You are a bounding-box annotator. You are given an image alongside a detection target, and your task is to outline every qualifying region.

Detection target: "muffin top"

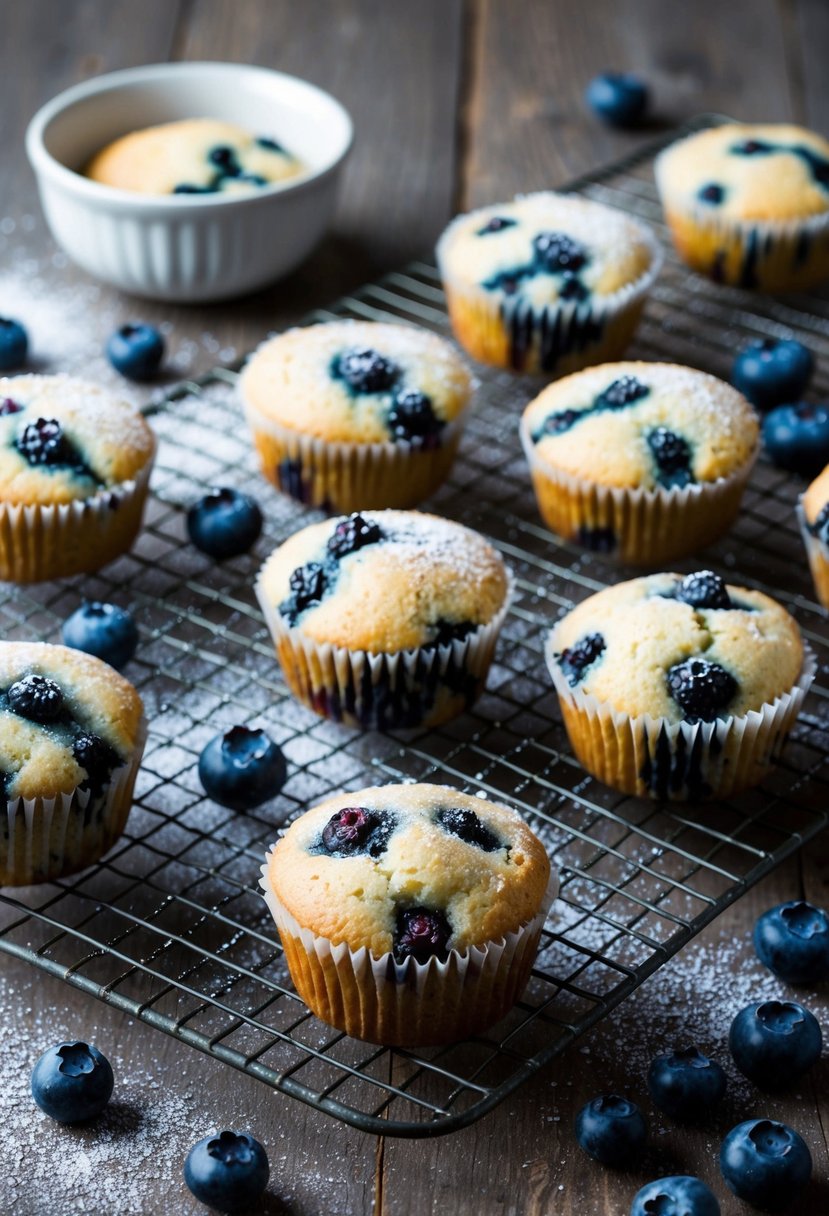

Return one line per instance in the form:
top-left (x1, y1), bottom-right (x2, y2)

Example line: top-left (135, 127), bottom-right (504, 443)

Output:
top-left (0, 641), bottom-right (144, 801)
top-left (240, 320), bottom-right (473, 446)
top-left (803, 464), bottom-right (829, 541)
top-left (655, 124), bottom-right (829, 222)
top-left (86, 118), bottom-right (304, 196)
top-left (549, 571), bottom-right (803, 723)
top-left (522, 362), bottom-right (759, 489)
top-left (0, 375), bottom-right (155, 506)
top-left (264, 783), bottom-right (553, 957)
top-left (257, 510), bottom-right (510, 652)
top-left (436, 192), bottom-right (657, 309)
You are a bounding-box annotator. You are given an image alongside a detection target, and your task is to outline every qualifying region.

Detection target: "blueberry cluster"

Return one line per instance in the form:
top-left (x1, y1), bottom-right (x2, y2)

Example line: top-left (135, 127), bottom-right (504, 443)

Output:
top-left (532, 375), bottom-right (650, 441)
top-left (331, 346), bottom-right (447, 447)
top-left (482, 228), bottom-right (591, 301)
top-left (278, 513), bottom-right (386, 625)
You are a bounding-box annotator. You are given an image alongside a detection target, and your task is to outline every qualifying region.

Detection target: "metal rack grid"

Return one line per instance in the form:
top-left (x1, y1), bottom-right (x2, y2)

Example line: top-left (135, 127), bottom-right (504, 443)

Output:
top-left (2, 117), bottom-right (828, 1137)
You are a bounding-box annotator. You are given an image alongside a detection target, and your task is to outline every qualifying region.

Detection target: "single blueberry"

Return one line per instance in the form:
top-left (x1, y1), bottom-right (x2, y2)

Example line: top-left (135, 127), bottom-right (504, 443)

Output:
top-left (16, 418), bottom-right (76, 469)
top-left (31, 1041), bottom-right (114, 1123)
top-left (436, 805), bottom-right (501, 852)
top-left (648, 427), bottom-right (693, 487)
top-left (574, 1094), bottom-right (647, 1167)
top-left (0, 317), bottom-right (28, 370)
top-left (387, 390), bottom-right (445, 447)
top-left (198, 726), bottom-right (287, 811)
top-left (335, 347), bottom-right (399, 394)
top-left (0, 397), bottom-right (23, 416)
top-left (533, 231), bottom-right (588, 274)
top-left (557, 633), bottom-right (605, 686)
top-left (8, 673), bottom-right (64, 723)
top-left (754, 901), bottom-right (829, 985)
top-left (585, 72), bottom-right (649, 127)
top-left (327, 512), bottom-right (384, 560)
top-left (720, 1119), bottom-right (811, 1211)
top-left (762, 402), bottom-right (829, 477)
top-left (731, 338), bottom-right (814, 411)
top-left (630, 1176), bottom-right (720, 1216)
top-left (256, 136), bottom-right (286, 153)
top-left (184, 1129), bottom-right (269, 1214)
top-left (729, 999), bottom-right (822, 1089)
top-left (173, 183), bottom-right (215, 194)
top-left (208, 145), bottom-right (241, 176)
top-left (666, 658), bottom-right (737, 722)
top-left (698, 183), bottom-right (726, 205)
top-left (675, 571), bottom-right (731, 611)
top-left (278, 561), bottom-right (329, 624)
top-left (187, 487), bottom-right (263, 559)
top-left (73, 733), bottom-right (121, 795)
top-left (731, 139), bottom-right (775, 156)
top-left (647, 1045), bottom-right (727, 1122)
top-left (394, 907), bottom-right (452, 964)
top-left (596, 375), bottom-right (649, 409)
top-left (106, 323), bottom-right (165, 381)
top-left (534, 407), bottom-right (583, 439)
top-left (320, 805), bottom-right (395, 858)
top-left (476, 215), bottom-right (517, 236)
top-left (428, 618), bottom-right (476, 647)
top-left (62, 601), bottom-right (138, 670)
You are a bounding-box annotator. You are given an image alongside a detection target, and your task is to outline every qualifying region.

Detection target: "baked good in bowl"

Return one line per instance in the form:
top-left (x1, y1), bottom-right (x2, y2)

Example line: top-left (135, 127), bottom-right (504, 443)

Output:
top-left (255, 510), bottom-right (512, 730)
top-left (435, 192), bottom-right (661, 376)
top-left (520, 361), bottom-right (759, 564)
top-left (0, 641), bottom-right (145, 885)
top-left (260, 783), bottom-right (556, 1045)
top-left (240, 320), bottom-right (473, 512)
top-left (799, 463), bottom-right (829, 607)
top-left (86, 117), bottom-right (304, 195)
top-left (546, 571), bottom-right (814, 801)
top-left (0, 374), bottom-right (156, 582)
top-left (654, 123), bottom-right (829, 291)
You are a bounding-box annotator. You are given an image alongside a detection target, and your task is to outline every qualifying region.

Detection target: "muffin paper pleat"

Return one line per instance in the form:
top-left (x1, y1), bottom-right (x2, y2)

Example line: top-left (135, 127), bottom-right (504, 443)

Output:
top-left (521, 425), bottom-right (757, 565)
top-left (545, 627), bottom-right (816, 801)
top-left (260, 855), bottom-right (559, 1046)
top-left (243, 398), bottom-right (472, 513)
top-left (0, 717), bottom-right (147, 886)
top-left (437, 221), bottom-right (662, 377)
top-left (798, 500), bottom-right (829, 609)
top-left (255, 568), bottom-right (514, 730)
top-left (0, 447), bottom-right (156, 583)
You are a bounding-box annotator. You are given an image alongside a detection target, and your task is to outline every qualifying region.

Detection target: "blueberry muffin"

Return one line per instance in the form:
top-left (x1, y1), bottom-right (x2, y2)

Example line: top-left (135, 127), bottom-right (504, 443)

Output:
top-left (655, 123), bottom-right (829, 291)
top-left (436, 192), bottom-right (661, 376)
top-left (546, 571), bottom-right (813, 800)
top-left (255, 510), bottom-right (512, 730)
top-left (86, 118), bottom-right (304, 196)
top-left (0, 374), bottom-right (156, 582)
top-left (240, 320), bottom-right (473, 512)
top-left (799, 464), bottom-right (829, 608)
top-left (0, 642), bottom-right (145, 885)
top-left (260, 783), bottom-right (556, 1044)
top-left (520, 362), bottom-right (759, 564)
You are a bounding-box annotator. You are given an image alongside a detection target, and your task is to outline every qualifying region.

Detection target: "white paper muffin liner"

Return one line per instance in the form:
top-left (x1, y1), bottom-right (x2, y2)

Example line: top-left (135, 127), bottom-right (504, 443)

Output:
top-left (437, 219), bottom-right (663, 377)
top-left (520, 422), bottom-right (757, 565)
top-left (255, 568), bottom-right (514, 730)
top-left (545, 623), bottom-right (816, 801)
top-left (797, 499), bottom-right (829, 609)
top-left (243, 396), bottom-right (473, 513)
top-left (260, 852), bottom-right (559, 1045)
top-left (0, 717), bottom-right (147, 886)
top-left (0, 445), bottom-right (156, 583)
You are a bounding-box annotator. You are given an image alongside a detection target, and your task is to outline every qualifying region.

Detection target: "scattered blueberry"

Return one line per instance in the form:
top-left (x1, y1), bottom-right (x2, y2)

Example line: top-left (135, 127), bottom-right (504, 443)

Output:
top-left (648, 427), bottom-right (693, 488)
top-left (698, 183), bottom-right (726, 205)
top-left (754, 901), bottom-right (829, 985)
top-left (666, 658), bottom-right (737, 722)
top-left (585, 72), bottom-right (649, 128)
top-left (7, 673), bottom-right (64, 723)
top-left (387, 390), bottom-right (444, 447)
top-left (647, 1046), bottom-right (726, 1122)
top-left (62, 601), bottom-right (138, 670)
top-left (557, 632), bottom-right (606, 686)
top-left (198, 726), bottom-right (287, 811)
top-left (729, 999), bottom-right (822, 1089)
top-left (31, 1041), bottom-right (114, 1123)
top-left (0, 317), bottom-right (28, 370)
top-left (187, 487), bottom-right (263, 559)
top-left (762, 402), bottom-right (829, 477)
top-left (327, 512), bottom-right (384, 560)
top-left (732, 339), bottom-right (814, 411)
top-left (106, 323), bottom-right (165, 381)
top-left (631, 1176), bottom-right (720, 1216)
top-left (574, 1094), bottom-right (647, 1167)
top-left (436, 806), bottom-right (501, 852)
top-left (533, 231), bottom-right (588, 274)
top-left (184, 1129), bottom-right (269, 1214)
top-left (675, 571), bottom-right (731, 610)
top-left (335, 347), bottom-right (399, 394)
top-left (394, 907), bottom-right (452, 964)
top-left (720, 1119), bottom-right (811, 1212)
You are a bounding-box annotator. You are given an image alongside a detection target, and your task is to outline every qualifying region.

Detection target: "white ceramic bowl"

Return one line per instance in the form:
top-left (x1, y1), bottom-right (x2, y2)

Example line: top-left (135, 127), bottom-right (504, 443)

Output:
top-left (25, 62), bottom-right (353, 302)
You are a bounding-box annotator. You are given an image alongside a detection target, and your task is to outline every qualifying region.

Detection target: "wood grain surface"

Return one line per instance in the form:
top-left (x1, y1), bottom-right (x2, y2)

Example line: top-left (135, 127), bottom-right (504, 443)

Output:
top-left (1, 3), bottom-right (828, 1214)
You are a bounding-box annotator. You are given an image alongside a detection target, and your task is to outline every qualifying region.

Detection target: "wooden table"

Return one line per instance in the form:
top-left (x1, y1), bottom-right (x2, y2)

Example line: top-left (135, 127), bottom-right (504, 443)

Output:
top-left (1, 3), bottom-right (828, 1213)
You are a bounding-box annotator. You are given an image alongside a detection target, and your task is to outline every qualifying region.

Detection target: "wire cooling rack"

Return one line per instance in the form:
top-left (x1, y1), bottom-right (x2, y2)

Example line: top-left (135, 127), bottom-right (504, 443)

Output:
top-left (1, 117), bottom-right (828, 1137)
